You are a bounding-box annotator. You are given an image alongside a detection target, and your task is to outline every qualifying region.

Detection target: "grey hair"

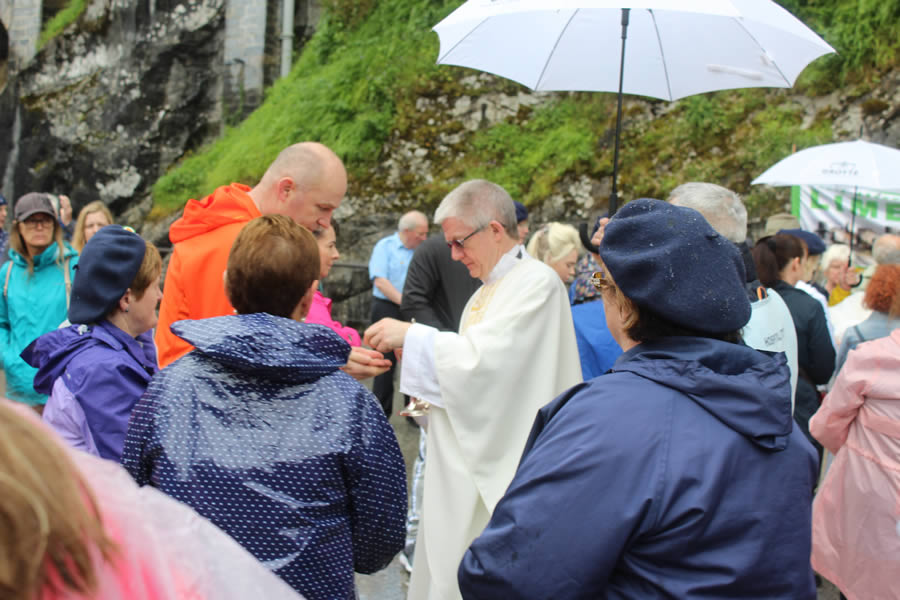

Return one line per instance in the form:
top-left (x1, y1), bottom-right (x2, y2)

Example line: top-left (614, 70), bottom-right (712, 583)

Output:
top-left (398, 210), bottom-right (428, 231)
top-left (873, 234), bottom-right (900, 265)
top-left (526, 223), bottom-right (581, 264)
top-left (821, 243), bottom-right (850, 268)
top-left (667, 182), bottom-right (747, 244)
top-left (434, 179), bottom-right (517, 237)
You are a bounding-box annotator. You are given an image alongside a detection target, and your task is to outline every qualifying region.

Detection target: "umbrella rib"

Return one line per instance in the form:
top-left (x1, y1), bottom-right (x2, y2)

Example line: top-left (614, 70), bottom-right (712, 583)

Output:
top-left (733, 18), bottom-right (790, 86)
top-left (437, 18), bottom-right (490, 63)
top-left (535, 9), bottom-right (579, 91)
top-left (648, 10), bottom-right (673, 101)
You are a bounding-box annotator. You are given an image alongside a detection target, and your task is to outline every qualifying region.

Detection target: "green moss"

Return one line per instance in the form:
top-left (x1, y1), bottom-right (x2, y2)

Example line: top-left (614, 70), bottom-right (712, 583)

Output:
top-left (149, 0), bottom-right (899, 221)
top-left (38, 0), bottom-right (87, 49)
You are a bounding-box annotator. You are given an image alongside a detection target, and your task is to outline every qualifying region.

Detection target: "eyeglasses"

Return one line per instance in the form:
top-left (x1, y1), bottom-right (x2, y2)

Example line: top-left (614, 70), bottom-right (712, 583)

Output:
top-left (447, 226), bottom-right (485, 251)
top-left (22, 215), bottom-right (55, 229)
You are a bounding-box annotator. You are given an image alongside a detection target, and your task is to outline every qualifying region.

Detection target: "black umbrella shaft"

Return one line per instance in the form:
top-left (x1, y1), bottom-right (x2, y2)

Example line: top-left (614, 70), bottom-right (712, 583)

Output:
top-left (610, 8), bottom-right (630, 217)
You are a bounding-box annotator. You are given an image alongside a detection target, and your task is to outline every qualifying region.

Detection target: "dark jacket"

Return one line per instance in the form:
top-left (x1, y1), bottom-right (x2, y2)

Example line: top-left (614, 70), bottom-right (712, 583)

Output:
top-left (400, 234), bottom-right (481, 331)
top-left (121, 313), bottom-right (407, 600)
top-left (459, 337), bottom-right (818, 599)
top-left (773, 281), bottom-right (835, 447)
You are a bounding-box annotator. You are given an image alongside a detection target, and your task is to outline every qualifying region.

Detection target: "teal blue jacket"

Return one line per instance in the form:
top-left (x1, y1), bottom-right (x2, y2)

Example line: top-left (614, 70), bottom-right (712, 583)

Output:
top-left (0, 243), bottom-right (78, 405)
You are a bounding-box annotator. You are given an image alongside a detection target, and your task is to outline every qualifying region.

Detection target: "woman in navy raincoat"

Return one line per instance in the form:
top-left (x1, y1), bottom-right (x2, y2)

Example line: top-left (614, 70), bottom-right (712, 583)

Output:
top-left (459, 199), bottom-right (819, 599)
top-left (121, 215), bottom-right (407, 600)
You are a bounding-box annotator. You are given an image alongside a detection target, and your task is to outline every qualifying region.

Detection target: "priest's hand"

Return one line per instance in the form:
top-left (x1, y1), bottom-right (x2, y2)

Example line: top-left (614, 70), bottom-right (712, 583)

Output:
top-left (364, 318), bottom-right (411, 353)
top-left (342, 346), bottom-right (391, 381)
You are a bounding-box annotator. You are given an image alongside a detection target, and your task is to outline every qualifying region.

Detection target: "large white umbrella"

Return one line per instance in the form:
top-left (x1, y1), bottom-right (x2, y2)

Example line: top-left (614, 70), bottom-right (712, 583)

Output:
top-left (753, 139), bottom-right (900, 259)
top-left (433, 0), bottom-right (835, 214)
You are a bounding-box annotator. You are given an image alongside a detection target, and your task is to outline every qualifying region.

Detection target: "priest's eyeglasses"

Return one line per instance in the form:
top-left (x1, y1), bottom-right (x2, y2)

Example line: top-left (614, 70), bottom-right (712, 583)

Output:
top-left (447, 225), bottom-right (485, 250)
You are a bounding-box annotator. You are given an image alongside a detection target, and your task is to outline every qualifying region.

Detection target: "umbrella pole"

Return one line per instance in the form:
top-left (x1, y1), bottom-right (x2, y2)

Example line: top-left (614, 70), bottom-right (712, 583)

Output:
top-left (848, 186), bottom-right (858, 266)
top-left (609, 8), bottom-right (630, 217)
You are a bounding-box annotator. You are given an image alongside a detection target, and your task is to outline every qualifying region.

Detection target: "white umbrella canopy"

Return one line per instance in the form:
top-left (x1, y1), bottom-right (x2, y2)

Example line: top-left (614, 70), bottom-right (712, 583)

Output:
top-left (432, 0), bottom-right (834, 214)
top-left (752, 140), bottom-right (900, 192)
top-left (433, 0), bottom-right (835, 101)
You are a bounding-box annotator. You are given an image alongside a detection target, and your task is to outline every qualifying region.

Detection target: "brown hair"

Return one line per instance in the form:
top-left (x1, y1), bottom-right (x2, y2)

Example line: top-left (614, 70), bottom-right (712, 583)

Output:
top-left (9, 215), bottom-right (67, 277)
top-left (226, 215), bottom-right (320, 317)
top-left (72, 201), bottom-right (114, 252)
top-left (128, 243), bottom-right (163, 301)
top-left (0, 402), bottom-right (115, 599)
top-left (594, 260), bottom-right (741, 344)
top-left (864, 264), bottom-right (900, 314)
top-left (751, 234), bottom-right (806, 288)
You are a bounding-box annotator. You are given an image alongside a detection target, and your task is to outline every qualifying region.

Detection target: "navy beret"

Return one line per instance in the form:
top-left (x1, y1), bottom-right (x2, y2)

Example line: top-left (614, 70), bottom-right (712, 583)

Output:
top-left (0, 193), bottom-right (7, 206)
top-left (69, 225), bottom-right (146, 324)
top-left (598, 198), bottom-right (751, 334)
top-left (513, 200), bottom-right (528, 223)
top-left (779, 228), bottom-right (825, 255)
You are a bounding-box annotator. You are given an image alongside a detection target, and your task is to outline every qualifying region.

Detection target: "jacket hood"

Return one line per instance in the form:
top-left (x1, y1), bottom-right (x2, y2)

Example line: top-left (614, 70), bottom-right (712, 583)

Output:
top-left (171, 313), bottom-right (351, 383)
top-left (22, 325), bottom-right (95, 394)
top-left (9, 242), bottom-right (78, 269)
top-left (168, 184), bottom-right (259, 244)
top-left (614, 337), bottom-right (793, 450)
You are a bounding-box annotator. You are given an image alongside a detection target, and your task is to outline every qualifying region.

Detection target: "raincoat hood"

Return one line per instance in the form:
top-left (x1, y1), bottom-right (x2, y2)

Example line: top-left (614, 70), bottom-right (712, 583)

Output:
top-left (24, 325), bottom-right (94, 394)
top-left (9, 241), bottom-right (77, 269)
top-left (614, 337), bottom-right (793, 450)
top-left (168, 183), bottom-right (260, 244)
top-left (171, 313), bottom-right (351, 383)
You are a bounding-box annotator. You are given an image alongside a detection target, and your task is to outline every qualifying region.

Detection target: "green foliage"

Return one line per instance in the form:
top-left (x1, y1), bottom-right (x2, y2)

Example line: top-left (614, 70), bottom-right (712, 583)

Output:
top-left (152, 0), bottom-right (460, 213)
top-left (783, 0), bottom-right (900, 89)
top-left (38, 0), bottom-right (87, 49)
top-left (150, 0), bottom-right (899, 220)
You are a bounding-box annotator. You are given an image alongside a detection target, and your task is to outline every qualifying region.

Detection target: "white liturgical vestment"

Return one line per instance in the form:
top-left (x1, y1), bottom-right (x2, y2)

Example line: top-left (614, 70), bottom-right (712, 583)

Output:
top-left (401, 247), bottom-right (582, 600)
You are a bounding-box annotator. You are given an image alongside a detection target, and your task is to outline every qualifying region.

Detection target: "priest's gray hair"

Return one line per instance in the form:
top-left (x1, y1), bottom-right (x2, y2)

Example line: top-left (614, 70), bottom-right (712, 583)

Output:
top-left (667, 182), bottom-right (747, 244)
top-left (434, 179), bottom-right (518, 237)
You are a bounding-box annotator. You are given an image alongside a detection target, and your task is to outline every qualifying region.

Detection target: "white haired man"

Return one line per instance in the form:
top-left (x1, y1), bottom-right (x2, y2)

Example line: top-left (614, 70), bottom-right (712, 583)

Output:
top-left (368, 210), bottom-right (429, 415)
top-left (668, 182), bottom-right (800, 412)
top-left (365, 179), bottom-right (581, 600)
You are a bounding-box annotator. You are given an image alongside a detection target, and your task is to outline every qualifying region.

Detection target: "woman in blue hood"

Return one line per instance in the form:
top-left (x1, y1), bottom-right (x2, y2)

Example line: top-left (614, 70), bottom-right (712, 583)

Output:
top-left (459, 199), bottom-right (819, 599)
top-left (121, 215), bottom-right (407, 600)
top-left (23, 225), bottom-right (161, 461)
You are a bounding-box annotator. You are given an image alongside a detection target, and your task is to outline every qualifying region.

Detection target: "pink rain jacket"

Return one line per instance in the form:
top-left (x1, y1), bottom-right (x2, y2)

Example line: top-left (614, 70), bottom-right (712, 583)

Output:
top-left (810, 329), bottom-right (900, 600)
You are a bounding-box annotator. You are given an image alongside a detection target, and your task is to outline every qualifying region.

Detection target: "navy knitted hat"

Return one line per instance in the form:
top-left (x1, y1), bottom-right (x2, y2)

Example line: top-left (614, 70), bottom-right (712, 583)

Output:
top-left (513, 201), bottom-right (528, 223)
top-left (69, 225), bottom-right (147, 324)
top-left (598, 198), bottom-right (751, 334)
top-left (779, 228), bottom-right (826, 256)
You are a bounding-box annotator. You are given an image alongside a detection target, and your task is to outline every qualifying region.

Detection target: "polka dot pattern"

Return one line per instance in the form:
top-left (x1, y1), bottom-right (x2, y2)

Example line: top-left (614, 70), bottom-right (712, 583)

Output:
top-left (121, 313), bottom-right (407, 600)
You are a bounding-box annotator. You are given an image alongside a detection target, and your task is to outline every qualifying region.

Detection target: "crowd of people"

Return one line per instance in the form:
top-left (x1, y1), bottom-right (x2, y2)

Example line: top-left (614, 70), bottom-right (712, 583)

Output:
top-left (0, 143), bottom-right (898, 600)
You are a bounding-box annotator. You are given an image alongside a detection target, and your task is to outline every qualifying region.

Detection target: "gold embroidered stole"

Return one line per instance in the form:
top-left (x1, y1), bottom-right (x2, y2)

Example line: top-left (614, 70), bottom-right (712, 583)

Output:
top-left (461, 280), bottom-right (501, 333)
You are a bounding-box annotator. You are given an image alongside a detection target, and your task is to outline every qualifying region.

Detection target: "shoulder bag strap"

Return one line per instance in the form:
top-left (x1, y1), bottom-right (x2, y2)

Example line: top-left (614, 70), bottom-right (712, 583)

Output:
top-left (63, 257), bottom-right (72, 309)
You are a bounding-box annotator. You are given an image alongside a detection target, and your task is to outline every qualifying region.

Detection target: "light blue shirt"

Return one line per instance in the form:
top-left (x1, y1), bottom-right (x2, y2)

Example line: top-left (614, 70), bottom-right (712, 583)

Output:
top-left (369, 232), bottom-right (414, 301)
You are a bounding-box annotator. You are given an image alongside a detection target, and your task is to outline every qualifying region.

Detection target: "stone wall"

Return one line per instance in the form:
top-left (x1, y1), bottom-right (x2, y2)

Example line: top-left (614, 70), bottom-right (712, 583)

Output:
top-left (4, 0), bottom-right (40, 72)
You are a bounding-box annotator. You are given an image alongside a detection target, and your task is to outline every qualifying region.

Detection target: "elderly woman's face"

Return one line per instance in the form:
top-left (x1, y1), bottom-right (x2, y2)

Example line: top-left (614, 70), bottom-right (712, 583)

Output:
top-left (825, 258), bottom-right (844, 286)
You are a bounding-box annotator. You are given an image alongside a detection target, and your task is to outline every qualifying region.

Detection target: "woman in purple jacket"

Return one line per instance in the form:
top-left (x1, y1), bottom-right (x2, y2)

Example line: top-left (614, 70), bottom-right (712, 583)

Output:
top-left (23, 225), bottom-right (162, 460)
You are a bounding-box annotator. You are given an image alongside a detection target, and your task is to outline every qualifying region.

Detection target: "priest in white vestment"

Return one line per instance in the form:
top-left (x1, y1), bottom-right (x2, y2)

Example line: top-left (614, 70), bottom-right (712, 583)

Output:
top-left (365, 179), bottom-right (583, 600)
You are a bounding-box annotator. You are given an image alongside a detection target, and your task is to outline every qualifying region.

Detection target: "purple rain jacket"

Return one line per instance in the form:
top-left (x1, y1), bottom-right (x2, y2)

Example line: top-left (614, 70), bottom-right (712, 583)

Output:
top-left (22, 321), bottom-right (158, 461)
top-left (120, 313), bottom-right (407, 600)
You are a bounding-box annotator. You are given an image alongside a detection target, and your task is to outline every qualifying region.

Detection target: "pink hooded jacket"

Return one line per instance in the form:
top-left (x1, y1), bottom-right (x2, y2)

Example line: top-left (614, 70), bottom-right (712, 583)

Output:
top-left (810, 329), bottom-right (900, 600)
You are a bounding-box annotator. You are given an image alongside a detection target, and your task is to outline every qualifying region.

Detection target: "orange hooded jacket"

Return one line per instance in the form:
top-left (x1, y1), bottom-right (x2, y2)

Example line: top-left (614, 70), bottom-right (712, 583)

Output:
top-left (155, 184), bottom-right (260, 367)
